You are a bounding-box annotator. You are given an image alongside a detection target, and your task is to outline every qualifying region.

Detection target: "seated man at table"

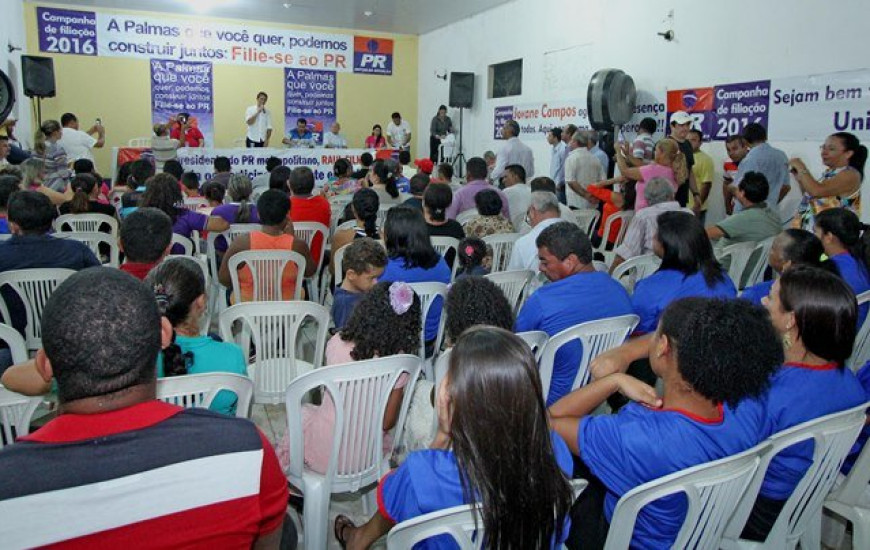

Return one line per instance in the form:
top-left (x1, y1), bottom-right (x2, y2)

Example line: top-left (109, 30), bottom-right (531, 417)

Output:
top-left (0, 268), bottom-right (291, 548)
top-left (515, 221), bottom-right (633, 405)
top-left (119, 208), bottom-right (173, 280)
top-left (282, 118), bottom-right (314, 148)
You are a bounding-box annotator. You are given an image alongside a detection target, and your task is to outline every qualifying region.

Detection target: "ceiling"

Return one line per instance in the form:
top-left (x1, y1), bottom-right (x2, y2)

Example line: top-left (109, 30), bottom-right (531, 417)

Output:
top-left (34, 0), bottom-right (515, 35)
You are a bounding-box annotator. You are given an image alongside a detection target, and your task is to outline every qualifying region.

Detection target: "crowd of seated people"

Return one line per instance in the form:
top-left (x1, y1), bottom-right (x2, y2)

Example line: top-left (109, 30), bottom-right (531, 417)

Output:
top-left (1, 120), bottom-right (870, 550)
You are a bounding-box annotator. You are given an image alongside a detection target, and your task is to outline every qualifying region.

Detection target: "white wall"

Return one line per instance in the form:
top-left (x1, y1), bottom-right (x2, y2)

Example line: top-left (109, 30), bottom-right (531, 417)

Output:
top-left (1, 0), bottom-right (32, 144)
top-left (418, 0), bottom-right (870, 224)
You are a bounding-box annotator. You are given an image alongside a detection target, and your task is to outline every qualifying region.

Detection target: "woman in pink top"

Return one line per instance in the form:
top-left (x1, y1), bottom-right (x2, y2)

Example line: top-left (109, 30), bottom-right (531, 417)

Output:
top-left (616, 137), bottom-right (686, 210)
top-left (277, 281), bottom-right (422, 474)
top-left (364, 124), bottom-right (387, 149)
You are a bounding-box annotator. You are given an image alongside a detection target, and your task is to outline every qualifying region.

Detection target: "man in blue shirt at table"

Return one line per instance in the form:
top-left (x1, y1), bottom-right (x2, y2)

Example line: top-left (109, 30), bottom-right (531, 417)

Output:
top-left (515, 221), bottom-right (633, 406)
top-left (283, 117), bottom-right (315, 148)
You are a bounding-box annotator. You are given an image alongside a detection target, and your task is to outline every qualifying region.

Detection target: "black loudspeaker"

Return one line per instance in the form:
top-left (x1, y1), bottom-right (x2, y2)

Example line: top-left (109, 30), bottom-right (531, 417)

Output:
top-left (0, 70), bottom-right (14, 122)
top-left (449, 72), bottom-right (474, 109)
top-left (22, 56), bottom-right (56, 98)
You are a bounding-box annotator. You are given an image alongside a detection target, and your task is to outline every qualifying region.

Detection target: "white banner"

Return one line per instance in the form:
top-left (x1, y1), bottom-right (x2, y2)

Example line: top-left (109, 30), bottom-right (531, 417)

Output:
top-left (35, 5), bottom-right (394, 73)
top-left (768, 69), bottom-right (870, 141)
top-left (494, 90), bottom-right (668, 141)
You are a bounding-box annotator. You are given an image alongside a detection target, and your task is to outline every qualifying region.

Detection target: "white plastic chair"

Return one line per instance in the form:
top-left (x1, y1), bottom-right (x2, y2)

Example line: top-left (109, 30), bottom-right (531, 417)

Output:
top-left (594, 210), bottom-right (634, 267)
top-left (182, 197), bottom-right (209, 211)
top-left (0, 324), bottom-right (41, 448)
top-left (386, 479), bottom-right (588, 549)
top-left (408, 282), bottom-right (448, 379)
top-left (55, 231), bottom-right (121, 267)
top-left (456, 209), bottom-right (477, 227)
top-left (611, 253), bottom-right (661, 293)
top-left (205, 224), bottom-right (263, 302)
top-left (604, 443), bottom-right (768, 550)
top-left (431, 236), bottom-right (460, 281)
top-left (822, 433), bottom-right (870, 550)
top-left (170, 233), bottom-right (195, 256)
top-left (743, 237), bottom-right (776, 289)
top-left (127, 137), bottom-right (151, 147)
top-left (285, 354), bottom-right (422, 550)
top-left (716, 241), bottom-right (757, 290)
top-left (228, 249), bottom-right (307, 302)
top-left (293, 221), bottom-right (329, 303)
top-left (847, 290), bottom-right (870, 371)
top-left (377, 204), bottom-right (392, 229)
top-left (0, 268), bottom-right (76, 353)
top-left (484, 269), bottom-right (533, 313)
top-left (516, 330), bottom-right (549, 362)
top-left (220, 301), bottom-right (329, 404)
top-left (538, 314), bottom-right (640, 403)
top-left (156, 372), bottom-right (254, 419)
top-left (53, 213), bottom-right (118, 239)
top-left (721, 402), bottom-right (870, 550)
top-left (482, 232), bottom-right (521, 273)
top-left (572, 208), bottom-right (601, 236)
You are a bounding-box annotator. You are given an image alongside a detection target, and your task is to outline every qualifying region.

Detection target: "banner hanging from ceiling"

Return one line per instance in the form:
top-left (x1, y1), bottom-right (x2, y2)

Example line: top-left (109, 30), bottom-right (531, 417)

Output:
top-left (35, 5), bottom-right (393, 74)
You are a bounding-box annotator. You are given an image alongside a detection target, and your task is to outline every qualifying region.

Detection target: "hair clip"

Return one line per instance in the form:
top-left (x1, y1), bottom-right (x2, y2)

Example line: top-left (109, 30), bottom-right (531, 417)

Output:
top-left (464, 245), bottom-right (475, 256)
top-left (389, 282), bottom-right (414, 315)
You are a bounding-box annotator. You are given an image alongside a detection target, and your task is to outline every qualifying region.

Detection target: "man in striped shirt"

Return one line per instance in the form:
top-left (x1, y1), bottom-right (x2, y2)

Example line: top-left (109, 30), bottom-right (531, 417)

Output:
top-left (0, 268), bottom-right (291, 548)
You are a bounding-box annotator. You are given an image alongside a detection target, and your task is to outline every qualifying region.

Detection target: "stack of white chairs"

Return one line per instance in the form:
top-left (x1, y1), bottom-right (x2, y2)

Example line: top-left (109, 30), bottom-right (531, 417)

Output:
top-left (286, 354), bottom-right (421, 550)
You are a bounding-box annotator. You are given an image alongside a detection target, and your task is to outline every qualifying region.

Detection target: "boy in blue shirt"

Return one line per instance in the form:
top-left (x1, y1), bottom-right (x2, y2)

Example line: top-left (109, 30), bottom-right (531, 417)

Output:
top-left (332, 237), bottom-right (387, 331)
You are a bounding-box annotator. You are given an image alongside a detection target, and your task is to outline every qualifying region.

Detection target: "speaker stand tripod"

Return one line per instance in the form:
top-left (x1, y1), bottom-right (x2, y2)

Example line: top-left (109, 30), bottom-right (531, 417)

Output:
top-left (450, 107), bottom-right (467, 180)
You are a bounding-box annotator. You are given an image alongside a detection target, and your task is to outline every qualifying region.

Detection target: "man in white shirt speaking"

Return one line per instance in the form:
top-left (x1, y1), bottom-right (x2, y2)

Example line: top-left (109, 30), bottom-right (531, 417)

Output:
top-left (492, 119), bottom-right (534, 182)
top-left (245, 91), bottom-right (273, 148)
top-left (58, 113), bottom-right (104, 163)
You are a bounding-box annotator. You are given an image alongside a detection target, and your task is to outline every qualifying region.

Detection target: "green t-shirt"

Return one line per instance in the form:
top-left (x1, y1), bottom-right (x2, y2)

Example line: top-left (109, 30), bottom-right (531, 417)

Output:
top-left (715, 203), bottom-right (782, 247)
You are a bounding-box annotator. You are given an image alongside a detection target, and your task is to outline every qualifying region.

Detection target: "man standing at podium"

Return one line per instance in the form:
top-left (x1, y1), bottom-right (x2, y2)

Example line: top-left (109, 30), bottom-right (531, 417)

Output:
top-left (245, 91), bottom-right (273, 148)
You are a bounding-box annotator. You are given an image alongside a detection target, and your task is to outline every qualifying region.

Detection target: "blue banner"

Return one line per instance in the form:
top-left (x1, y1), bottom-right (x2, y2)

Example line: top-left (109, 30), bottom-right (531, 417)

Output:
top-left (150, 59), bottom-right (214, 147)
top-left (284, 68), bottom-right (337, 146)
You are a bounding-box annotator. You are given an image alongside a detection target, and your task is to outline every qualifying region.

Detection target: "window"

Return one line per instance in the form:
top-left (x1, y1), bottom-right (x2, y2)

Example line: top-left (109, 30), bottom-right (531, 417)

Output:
top-left (489, 59), bottom-right (522, 99)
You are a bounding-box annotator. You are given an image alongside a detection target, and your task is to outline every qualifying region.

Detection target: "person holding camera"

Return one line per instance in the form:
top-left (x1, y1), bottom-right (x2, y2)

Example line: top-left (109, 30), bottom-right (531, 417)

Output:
top-left (169, 112), bottom-right (204, 148)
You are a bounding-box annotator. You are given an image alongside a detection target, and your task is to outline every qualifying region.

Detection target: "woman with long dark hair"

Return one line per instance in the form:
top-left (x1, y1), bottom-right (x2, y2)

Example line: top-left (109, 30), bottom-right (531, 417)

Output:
top-left (336, 326), bottom-right (574, 549)
top-left (740, 228), bottom-right (830, 305)
top-left (330, 188), bottom-right (380, 274)
top-left (146, 258), bottom-right (248, 416)
top-left (381, 205), bottom-right (451, 345)
top-left (368, 159), bottom-right (401, 204)
top-left (551, 298), bottom-right (782, 548)
top-left (739, 266), bottom-right (867, 541)
top-left (814, 207), bottom-right (870, 325)
top-left (790, 131), bottom-right (866, 231)
top-left (59, 173), bottom-right (117, 218)
top-left (364, 124), bottom-right (387, 149)
top-left (632, 210), bottom-right (736, 334)
top-left (139, 173), bottom-right (229, 245)
top-left (423, 183), bottom-right (464, 240)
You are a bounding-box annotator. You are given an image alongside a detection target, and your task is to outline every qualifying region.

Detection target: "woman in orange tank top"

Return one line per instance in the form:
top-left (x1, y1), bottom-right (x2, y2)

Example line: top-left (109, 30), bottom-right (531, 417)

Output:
top-left (218, 190), bottom-right (315, 302)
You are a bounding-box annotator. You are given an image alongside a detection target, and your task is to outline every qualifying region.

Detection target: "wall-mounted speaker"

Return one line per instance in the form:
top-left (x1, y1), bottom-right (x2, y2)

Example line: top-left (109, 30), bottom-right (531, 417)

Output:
top-left (587, 68), bottom-right (636, 131)
top-left (22, 56), bottom-right (56, 98)
top-left (449, 72), bottom-right (474, 109)
top-left (0, 70), bottom-right (14, 121)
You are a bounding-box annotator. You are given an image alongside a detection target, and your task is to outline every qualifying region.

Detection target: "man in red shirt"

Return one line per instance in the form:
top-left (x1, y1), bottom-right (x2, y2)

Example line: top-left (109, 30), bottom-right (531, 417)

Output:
top-left (288, 166), bottom-right (330, 267)
top-left (0, 268), bottom-right (292, 548)
top-left (118, 208), bottom-right (173, 280)
top-left (169, 112), bottom-right (205, 148)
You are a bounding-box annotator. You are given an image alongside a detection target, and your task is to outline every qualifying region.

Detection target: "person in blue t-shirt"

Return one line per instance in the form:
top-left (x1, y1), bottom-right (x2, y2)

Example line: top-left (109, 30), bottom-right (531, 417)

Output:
top-left (379, 205), bottom-right (451, 346)
top-left (739, 266), bottom-right (868, 542)
top-left (147, 258), bottom-right (248, 417)
top-left (515, 221), bottom-right (633, 405)
top-left (843, 361), bottom-right (870, 474)
top-left (331, 237), bottom-right (387, 331)
top-left (741, 229), bottom-right (828, 306)
top-left (550, 298), bottom-right (783, 550)
top-left (282, 117), bottom-right (314, 148)
top-left (335, 327), bottom-right (575, 549)
top-left (814, 208), bottom-right (870, 327)
top-left (632, 211), bottom-right (737, 335)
